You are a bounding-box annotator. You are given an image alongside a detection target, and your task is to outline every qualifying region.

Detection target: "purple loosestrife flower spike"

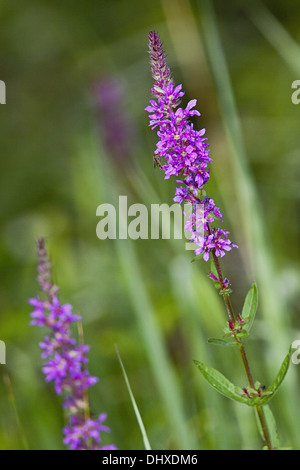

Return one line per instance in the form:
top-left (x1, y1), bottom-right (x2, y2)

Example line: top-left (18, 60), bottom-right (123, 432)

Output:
top-left (29, 238), bottom-right (116, 451)
top-left (145, 31), bottom-right (237, 262)
top-left (148, 30), bottom-right (173, 92)
top-left (36, 238), bottom-right (59, 300)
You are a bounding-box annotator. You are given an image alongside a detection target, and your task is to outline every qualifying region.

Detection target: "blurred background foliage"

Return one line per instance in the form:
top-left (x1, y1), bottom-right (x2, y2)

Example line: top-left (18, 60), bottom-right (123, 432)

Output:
top-left (0, 0), bottom-right (299, 450)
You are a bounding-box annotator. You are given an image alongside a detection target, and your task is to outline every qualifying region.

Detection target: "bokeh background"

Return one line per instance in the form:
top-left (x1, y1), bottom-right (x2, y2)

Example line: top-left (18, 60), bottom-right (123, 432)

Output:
top-left (0, 0), bottom-right (299, 450)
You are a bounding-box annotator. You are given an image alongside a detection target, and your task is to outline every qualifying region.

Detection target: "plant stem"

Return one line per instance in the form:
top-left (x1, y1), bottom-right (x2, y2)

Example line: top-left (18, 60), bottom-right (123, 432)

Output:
top-left (212, 251), bottom-right (273, 450)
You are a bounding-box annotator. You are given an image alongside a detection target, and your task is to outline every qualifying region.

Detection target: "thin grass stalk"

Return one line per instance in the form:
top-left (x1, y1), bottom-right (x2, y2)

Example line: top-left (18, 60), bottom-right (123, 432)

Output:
top-left (245, 0), bottom-right (300, 76)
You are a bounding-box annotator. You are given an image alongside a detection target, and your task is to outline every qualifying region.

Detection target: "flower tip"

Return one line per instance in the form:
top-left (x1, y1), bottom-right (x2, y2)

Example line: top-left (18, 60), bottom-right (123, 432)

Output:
top-left (148, 29), bottom-right (159, 40)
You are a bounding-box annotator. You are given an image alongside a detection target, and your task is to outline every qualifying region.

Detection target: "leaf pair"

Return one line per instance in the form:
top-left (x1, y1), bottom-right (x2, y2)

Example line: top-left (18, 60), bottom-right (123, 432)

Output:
top-left (194, 346), bottom-right (292, 407)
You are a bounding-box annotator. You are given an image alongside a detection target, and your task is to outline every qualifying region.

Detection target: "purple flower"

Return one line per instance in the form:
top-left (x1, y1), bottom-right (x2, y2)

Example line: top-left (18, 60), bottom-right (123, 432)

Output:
top-left (63, 414), bottom-right (117, 451)
top-left (40, 334), bottom-right (76, 359)
top-left (146, 31), bottom-right (237, 262)
top-left (195, 235), bottom-right (213, 262)
top-left (29, 238), bottom-right (116, 450)
top-left (212, 229), bottom-right (238, 258)
top-left (174, 186), bottom-right (189, 205)
top-left (29, 298), bottom-right (48, 327)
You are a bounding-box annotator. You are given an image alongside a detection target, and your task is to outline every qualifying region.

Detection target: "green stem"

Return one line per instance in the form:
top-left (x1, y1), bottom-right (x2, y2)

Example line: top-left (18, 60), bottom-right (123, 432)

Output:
top-left (212, 251), bottom-right (273, 450)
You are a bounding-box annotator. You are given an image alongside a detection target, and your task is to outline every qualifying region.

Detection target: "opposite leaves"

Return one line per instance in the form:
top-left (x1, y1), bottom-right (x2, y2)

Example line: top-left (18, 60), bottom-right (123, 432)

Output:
top-left (194, 346), bottom-right (292, 407)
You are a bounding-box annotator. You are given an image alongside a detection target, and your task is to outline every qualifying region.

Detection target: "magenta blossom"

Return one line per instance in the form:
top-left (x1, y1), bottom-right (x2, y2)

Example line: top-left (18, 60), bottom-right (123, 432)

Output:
top-left (146, 31), bottom-right (237, 261)
top-left (29, 238), bottom-right (117, 451)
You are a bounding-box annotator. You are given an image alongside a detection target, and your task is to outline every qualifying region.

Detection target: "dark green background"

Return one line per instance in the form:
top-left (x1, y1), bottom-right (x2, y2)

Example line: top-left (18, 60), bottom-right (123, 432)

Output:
top-left (0, 0), bottom-right (299, 450)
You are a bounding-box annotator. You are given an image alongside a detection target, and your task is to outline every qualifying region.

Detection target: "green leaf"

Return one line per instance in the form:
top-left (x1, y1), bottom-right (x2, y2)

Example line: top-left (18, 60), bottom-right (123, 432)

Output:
top-left (264, 406), bottom-right (280, 448)
top-left (194, 360), bottom-right (249, 405)
top-left (265, 346), bottom-right (292, 395)
top-left (255, 405), bottom-right (280, 448)
top-left (210, 259), bottom-right (218, 278)
top-left (259, 346), bottom-right (292, 406)
top-left (241, 282), bottom-right (258, 334)
top-left (208, 337), bottom-right (237, 347)
top-left (236, 331), bottom-right (249, 339)
top-left (191, 253), bottom-right (204, 263)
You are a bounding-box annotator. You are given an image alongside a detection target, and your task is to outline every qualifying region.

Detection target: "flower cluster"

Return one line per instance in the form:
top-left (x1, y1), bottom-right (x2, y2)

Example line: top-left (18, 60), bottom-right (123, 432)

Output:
top-left (29, 238), bottom-right (116, 450)
top-left (145, 31), bottom-right (237, 261)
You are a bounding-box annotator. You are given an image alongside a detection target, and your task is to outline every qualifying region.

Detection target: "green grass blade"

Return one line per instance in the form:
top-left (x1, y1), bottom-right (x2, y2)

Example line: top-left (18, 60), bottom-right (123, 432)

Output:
top-left (115, 238), bottom-right (197, 449)
top-left (115, 345), bottom-right (152, 450)
top-left (245, 0), bottom-right (300, 76)
top-left (2, 370), bottom-right (30, 450)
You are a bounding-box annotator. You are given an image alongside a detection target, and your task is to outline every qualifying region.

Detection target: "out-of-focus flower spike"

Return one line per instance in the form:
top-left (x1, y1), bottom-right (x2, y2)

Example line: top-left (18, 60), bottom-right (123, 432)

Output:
top-left (29, 238), bottom-right (116, 451)
top-left (36, 238), bottom-right (59, 300)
